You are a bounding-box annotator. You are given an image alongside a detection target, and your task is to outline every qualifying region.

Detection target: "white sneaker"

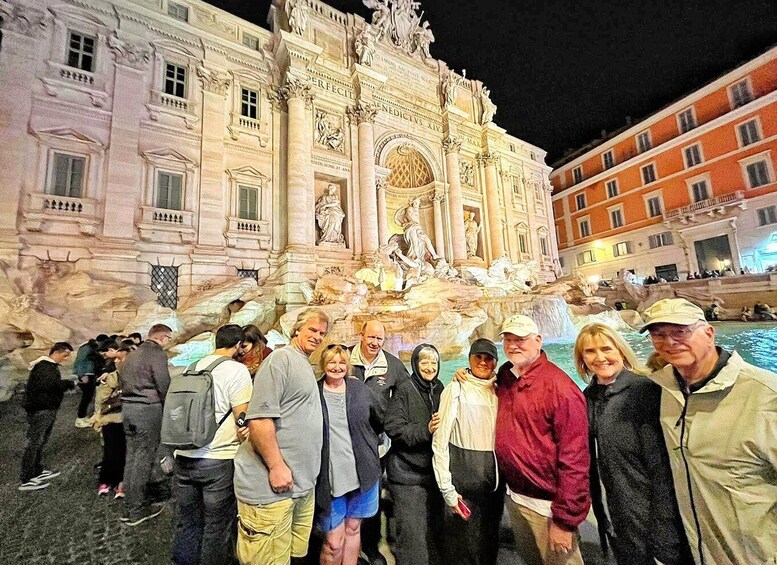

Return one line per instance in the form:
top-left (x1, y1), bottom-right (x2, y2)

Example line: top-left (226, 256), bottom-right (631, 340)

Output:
top-left (74, 417), bottom-right (90, 428)
top-left (19, 480), bottom-right (50, 491)
top-left (33, 469), bottom-right (61, 482)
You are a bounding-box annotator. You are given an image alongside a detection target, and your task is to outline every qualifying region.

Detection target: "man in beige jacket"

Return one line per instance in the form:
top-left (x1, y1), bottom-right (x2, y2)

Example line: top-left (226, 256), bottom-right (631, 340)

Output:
top-left (641, 298), bottom-right (777, 565)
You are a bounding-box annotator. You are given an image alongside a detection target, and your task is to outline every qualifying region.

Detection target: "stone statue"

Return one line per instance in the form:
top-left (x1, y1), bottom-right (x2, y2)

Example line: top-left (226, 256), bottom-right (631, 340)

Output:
top-left (315, 184), bottom-right (346, 246)
top-left (480, 86), bottom-right (497, 125)
top-left (413, 21), bottom-right (434, 59)
top-left (464, 211), bottom-right (481, 258)
top-left (315, 110), bottom-right (344, 152)
top-left (394, 197), bottom-right (441, 268)
top-left (286, 0), bottom-right (308, 35)
top-left (441, 70), bottom-right (458, 107)
top-left (354, 24), bottom-right (378, 66)
top-left (363, 0), bottom-right (391, 40)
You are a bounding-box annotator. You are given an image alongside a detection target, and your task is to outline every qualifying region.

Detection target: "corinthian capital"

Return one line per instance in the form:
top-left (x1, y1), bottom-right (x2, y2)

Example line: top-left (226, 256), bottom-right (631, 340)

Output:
top-left (441, 135), bottom-right (462, 155)
top-left (347, 100), bottom-right (379, 124)
top-left (280, 75), bottom-right (314, 107)
top-left (107, 33), bottom-right (150, 70)
top-left (476, 152), bottom-right (498, 167)
top-left (197, 66), bottom-right (230, 96)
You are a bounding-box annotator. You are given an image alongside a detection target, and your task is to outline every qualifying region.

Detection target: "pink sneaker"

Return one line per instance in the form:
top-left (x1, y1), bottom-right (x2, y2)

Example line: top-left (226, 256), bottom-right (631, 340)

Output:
top-left (97, 484), bottom-right (111, 496)
top-left (114, 483), bottom-right (125, 499)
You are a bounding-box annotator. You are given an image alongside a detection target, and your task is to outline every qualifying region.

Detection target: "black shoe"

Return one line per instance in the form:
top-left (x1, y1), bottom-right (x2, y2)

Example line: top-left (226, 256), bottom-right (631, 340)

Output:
top-left (363, 549), bottom-right (387, 565)
top-left (124, 504), bottom-right (164, 526)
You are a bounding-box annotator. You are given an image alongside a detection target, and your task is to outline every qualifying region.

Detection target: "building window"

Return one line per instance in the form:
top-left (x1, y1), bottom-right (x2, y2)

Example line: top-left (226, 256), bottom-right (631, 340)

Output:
top-left (242, 33), bottom-right (260, 50)
top-left (647, 196), bottom-right (663, 217)
top-left (677, 107), bottom-right (696, 133)
top-left (691, 180), bottom-right (709, 202)
top-left (729, 79), bottom-right (753, 109)
top-left (578, 219), bottom-right (591, 238)
top-left (636, 131), bottom-right (651, 153)
top-left (746, 160), bottom-right (771, 188)
top-left (240, 88), bottom-right (258, 119)
top-left (575, 193), bottom-right (586, 211)
top-left (577, 250), bottom-right (595, 265)
top-left (539, 236), bottom-right (549, 256)
top-left (167, 2), bottom-right (189, 21)
top-left (610, 208), bottom-right (624, 229)
top-left (572, 166), bottom-right (583, 184)
top-left (238, 185), bottom-right (259, 220)
top-left (684, 144), bottom-right (703, 168)
top-left (237, 268), bottom-right (259, 281)
top-left (757, 205), bottom-right (777, 226)
top-left (605, 179), bottom-right (618, 199)
top-left (518, 232), bottom-right (528, 254)
top-left (649, 232), bottom-right (674, 249)
top-left (602, 150), bottom-right (615, 170)
top-left (156, 171), bottom-right (183, 210)
top-left (67, 31), bottom-right (95, 72)
top-left (164, 62), bottom-right (187, 98)
top-left (48, 153), bottom-right (85, 198)
top-left (738, 120), bottom-right (761, 147)
top-left (613, 241), bottom-right (632, 257)
top-left (151, 265), bottom-right (178, 309)
top-left (641, 163), bottom-right (657, 184)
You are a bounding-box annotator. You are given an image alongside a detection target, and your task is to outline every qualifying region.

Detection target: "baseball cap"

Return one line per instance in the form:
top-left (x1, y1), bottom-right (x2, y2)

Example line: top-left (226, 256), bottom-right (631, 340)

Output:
top-left (469, 338), bottom-right (498, 360)
top-left (498, 315), bottom-right (539, 338)
top-left (639, 298), bottom-right (706, 333)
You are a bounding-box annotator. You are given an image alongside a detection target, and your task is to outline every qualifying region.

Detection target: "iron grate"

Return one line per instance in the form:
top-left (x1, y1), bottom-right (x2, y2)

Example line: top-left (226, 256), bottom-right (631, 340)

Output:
top-left (237, 268), bottom-right (258, 282)
top-left (151, 265), bottom-right (179, 309)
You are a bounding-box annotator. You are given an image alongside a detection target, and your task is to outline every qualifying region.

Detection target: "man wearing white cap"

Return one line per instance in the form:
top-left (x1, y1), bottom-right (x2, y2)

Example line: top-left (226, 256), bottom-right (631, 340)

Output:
top-left (493, 315), bottom-right (590, 565)
top-left (641, 298), bottom-right (777, 565)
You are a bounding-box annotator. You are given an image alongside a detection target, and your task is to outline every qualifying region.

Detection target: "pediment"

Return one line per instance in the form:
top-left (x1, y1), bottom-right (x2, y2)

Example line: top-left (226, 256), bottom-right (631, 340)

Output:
top-left (48, 4), bottom-right (108, 28)
top-left (142, 148), bottom-right (197, 166)
top-left (32, 127), bottom-right (103, 146)
top-left (226, 165), bottom-right (269, 181)
top-left (151, 39), bottom-right (200, 60)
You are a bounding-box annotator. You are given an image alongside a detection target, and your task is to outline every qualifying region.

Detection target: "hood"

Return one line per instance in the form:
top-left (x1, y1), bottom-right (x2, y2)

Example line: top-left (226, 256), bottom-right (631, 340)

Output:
top-left (28, 356), bottom-right (56, 370)
top-left (410, 342), bottom-right (441, 389)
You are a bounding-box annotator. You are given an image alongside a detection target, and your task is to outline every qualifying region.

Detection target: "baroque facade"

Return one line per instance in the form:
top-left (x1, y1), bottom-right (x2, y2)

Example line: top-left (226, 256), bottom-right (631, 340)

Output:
top-left (551, 46), bottom-right (777, 281)
top-left (0, 0), bottom-right (557, 308)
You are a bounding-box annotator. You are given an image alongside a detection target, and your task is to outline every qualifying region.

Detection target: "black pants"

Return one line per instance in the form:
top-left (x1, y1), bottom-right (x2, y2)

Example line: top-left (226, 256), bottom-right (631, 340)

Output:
top-left (171, 457), bottom-right (237, 565)
top-left (389, 482), bottom-right (443, 565)
top-left (20, 409), bottom-right (57, 483)
top-left (440, 488), bottom-right (504, 565)
top-left (99, 422), bottom-right (126, 487)
top-left (77, 378), bottom-right (96, 418)
top-left (123, 403), bottom-right (163, 519)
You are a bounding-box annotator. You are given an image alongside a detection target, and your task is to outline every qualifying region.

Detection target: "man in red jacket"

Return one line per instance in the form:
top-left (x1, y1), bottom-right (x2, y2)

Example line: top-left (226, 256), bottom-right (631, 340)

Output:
top-left (494, 315), bottom-right (590, 565)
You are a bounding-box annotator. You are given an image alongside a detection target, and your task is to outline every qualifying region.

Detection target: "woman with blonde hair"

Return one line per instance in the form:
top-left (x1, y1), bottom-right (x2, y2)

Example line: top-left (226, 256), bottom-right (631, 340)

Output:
top-left (315, 345), bottom-right (382, 565)
top-left (574, 324), bottom-right (691, 565)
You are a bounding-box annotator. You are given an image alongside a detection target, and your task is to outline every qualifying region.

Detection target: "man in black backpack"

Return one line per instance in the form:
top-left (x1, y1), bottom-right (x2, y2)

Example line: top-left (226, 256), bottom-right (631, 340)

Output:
top-left (119, 323), bottom-right (172, 526)
top-left (170, 324), bottom-right (252, 565)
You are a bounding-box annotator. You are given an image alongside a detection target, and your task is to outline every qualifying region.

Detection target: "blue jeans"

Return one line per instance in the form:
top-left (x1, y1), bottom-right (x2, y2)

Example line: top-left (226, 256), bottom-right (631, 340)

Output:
top-left (171, 456), bottom-right (237, 565)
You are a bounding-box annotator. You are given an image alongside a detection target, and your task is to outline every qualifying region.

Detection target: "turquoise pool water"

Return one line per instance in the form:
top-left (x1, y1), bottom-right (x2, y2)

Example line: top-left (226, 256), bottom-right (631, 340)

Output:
top-left (439, 322), bottom-right (777, 388)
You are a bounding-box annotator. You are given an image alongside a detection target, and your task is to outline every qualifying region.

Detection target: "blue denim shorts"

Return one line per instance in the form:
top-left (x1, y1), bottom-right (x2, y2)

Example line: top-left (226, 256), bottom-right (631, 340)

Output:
top-left (317, 481), bottom-right (380, 533)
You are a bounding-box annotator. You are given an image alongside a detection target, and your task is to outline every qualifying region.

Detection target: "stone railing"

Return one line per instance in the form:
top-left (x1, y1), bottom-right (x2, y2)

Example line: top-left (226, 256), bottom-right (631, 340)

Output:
top-left (226, 216), bottom-right (271, 249)
top-left (663, 190), bottom-right (745, 221)
top-left (24, 192), bottom-right (99, 235)
top-left (141, 206), bottom-right (194, 226)
top-left (237, 115), bottom-right (261, 131)
top-left (58, 66), bottom-right (95, 86)
top-left (29, 193), bottom-right (97, 217)
top-left (159, 92), bottom-right (190, 112)
top-left (138, 206), bottom-right (195, 243)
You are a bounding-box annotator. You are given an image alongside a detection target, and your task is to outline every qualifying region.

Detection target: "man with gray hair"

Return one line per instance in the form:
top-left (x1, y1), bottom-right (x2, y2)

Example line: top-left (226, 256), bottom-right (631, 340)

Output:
top-left (233, 307), bottom-right (329, 564)
top-left (642, 298), bottom-right (777, 564)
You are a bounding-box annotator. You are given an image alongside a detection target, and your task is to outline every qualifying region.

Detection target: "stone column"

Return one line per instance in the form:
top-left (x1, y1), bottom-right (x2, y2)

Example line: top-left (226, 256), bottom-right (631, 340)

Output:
top-left (281, 75), bottom-right (315, 251)
top-left (443, 136), bottom-right (467, 264)
top-left (348, 100), bottom-right (380, 257)
top-left (432, 189), bottom-right (446, 260)
top-left (376, 177), bottom-right (389, 246)
top-left (479, 152), bottom-right (505, 259)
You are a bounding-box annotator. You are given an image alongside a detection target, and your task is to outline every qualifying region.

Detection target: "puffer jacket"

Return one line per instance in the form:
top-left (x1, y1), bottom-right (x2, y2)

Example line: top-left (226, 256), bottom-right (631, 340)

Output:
top-left (91, 370), bottom-right (123, 429)
top-left (650, 350), bottom-right (777, 565)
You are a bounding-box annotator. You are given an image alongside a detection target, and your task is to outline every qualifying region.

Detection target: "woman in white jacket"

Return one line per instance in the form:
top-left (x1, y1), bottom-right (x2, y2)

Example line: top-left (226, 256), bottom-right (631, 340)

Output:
top-left (432, 339), bottom-right (503, 565)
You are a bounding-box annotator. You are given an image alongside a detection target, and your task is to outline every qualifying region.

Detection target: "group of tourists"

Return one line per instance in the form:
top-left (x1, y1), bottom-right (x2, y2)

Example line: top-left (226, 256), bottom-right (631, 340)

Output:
top-left (18, 297), bottom-right (777, 565)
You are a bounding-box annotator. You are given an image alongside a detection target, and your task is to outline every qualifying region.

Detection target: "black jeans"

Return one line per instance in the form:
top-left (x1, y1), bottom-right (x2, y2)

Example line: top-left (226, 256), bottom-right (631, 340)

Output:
top-left (440, 488), bottom-right (504, 565)
top-left (123, 402), bottom-right (163, 518)
top-left (77, 377), bottom-right (96, 419)
top-left (171, 457), bottom-right (237, 565)
top-left (20, 409), bottom-right (57, 483)
top-left (99, 422), bottom-right (126, 487)
top-left (389, 482), bottom-right (443, 565)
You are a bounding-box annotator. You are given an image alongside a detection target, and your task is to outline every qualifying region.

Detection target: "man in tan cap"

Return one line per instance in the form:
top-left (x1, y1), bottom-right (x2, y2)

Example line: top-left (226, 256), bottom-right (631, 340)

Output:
top-left (492, 315), bottom-right (590, 565)
top-left (641, 298), bottom-right (777, 565)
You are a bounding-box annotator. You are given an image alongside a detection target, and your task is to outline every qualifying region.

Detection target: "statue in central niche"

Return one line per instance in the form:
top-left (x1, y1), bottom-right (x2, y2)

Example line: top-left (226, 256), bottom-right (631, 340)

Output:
top-left (394, 196), bottom-right (441, 268)
top-left (315, 183), bottom-right (346, 246)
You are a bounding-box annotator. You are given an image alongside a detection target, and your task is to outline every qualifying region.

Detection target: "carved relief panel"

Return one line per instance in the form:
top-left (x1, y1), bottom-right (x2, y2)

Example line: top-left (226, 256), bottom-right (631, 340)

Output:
top-left (314, 109), bottom-right (345, 153)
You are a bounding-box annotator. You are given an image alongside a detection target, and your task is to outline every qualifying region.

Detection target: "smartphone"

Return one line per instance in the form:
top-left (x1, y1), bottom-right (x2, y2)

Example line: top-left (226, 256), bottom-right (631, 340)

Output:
top-left (457, 499), bottom-right (472, 520)
top-left (236, 412), bottom-right (247, 427)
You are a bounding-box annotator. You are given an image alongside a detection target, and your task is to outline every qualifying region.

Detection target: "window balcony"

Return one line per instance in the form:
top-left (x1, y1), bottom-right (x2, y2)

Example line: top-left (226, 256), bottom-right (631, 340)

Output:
top-left (41, 61), bottom-right (108, 106)
top-left (147, 91), bottom-right (198, 129)
top-left (225, 216), bottom-right (271, 249)
top-left (137, 206), bottom-right (195, 243)
top-left (663, 190), bottom-right (746, 224)
top-left (23, 192), bottom-right (99, 235)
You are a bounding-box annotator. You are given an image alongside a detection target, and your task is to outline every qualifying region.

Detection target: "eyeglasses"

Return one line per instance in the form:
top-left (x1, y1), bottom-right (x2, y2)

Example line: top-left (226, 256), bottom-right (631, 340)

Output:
top-left (648, 323), bottom-right (702, 342)
top-left (325, 343), bottom-right (349, 351)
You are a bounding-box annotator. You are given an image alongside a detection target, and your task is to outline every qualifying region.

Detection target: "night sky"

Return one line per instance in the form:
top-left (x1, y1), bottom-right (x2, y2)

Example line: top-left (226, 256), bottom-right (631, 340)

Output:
top-left (207, 0), bottom-right (777, 163)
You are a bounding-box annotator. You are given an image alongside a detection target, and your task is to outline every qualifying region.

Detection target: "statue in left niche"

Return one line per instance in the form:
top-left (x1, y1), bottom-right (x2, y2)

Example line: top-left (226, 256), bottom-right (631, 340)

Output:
top-left (315, 183), bottom-right (346, 247)
top-left (286, 0), bottom-right (309, 36)
top-left (315, 110), bottom-right (345, 152)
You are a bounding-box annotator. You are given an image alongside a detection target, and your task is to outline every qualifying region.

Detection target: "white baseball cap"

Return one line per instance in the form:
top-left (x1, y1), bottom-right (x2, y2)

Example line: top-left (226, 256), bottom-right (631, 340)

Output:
top-left (639, 298), bottom-right (707, 333)
top-left (498, 314), bottom-right (539, 338)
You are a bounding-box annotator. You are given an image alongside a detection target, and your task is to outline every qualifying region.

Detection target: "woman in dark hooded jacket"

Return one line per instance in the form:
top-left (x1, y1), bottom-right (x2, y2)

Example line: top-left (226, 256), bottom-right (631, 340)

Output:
top-left (385, 343), bottom-right (445, 565)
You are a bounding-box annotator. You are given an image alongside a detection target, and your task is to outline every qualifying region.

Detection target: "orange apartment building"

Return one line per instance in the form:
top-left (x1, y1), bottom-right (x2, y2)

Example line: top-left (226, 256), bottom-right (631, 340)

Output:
top-left (550, 46), bottom-right (777, 282)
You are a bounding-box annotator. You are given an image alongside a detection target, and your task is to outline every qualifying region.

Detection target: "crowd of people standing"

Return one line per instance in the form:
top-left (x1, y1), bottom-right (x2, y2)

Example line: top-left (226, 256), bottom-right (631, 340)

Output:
top-left (17, 297), bottom-right (777, 565)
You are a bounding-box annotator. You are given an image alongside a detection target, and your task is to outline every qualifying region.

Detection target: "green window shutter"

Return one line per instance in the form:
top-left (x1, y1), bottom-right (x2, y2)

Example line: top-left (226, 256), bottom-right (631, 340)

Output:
top-left (68, 157), bottom-right (84, 198)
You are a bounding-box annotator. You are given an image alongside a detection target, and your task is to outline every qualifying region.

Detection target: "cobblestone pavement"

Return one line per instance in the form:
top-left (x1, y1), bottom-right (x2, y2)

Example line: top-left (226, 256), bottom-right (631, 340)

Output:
top-left (0, 393), bottom-right (610, 565)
